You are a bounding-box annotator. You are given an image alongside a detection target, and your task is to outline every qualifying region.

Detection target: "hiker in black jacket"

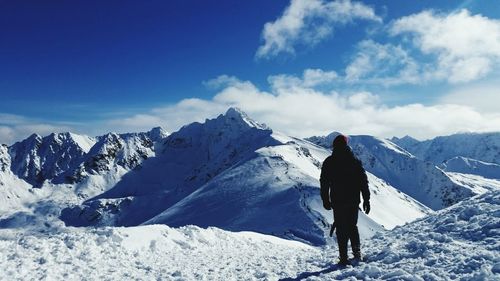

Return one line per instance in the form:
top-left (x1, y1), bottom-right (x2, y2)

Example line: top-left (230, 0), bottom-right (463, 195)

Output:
top-left (320, 134), bottom-right (370, 265)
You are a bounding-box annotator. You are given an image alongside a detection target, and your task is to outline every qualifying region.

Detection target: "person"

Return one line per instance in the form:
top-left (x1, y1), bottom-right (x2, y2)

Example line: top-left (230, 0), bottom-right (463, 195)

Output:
top-left (320, 134), bottom-right (370, 265)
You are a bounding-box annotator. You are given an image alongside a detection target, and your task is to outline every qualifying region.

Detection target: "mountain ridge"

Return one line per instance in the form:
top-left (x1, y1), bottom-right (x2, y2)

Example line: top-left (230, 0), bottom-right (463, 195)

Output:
top-left (0, 108), bottom-right (498, 246)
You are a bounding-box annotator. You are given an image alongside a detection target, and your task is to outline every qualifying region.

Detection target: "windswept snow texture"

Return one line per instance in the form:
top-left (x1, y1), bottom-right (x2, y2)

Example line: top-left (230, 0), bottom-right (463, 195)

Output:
top-left (283, 190), bottom-right (500, 280)
top-left (0, 225), bottom-right (318, 280)
top-left (0, 191), bottom-right (498, 280)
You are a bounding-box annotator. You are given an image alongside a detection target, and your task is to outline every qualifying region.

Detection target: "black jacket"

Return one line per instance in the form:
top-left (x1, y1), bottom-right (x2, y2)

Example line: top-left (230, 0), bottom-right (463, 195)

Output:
top-left (320, 146), bottom-right (370, 208)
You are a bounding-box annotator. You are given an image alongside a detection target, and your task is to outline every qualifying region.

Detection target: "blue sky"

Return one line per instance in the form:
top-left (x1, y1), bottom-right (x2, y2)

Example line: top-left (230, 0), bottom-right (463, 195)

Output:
top-left (1, 0), bottom-right (500, 143)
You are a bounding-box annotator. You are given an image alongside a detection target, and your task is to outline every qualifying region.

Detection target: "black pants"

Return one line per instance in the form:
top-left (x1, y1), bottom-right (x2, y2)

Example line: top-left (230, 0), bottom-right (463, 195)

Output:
top-left (333, 205), bottom-right (360, 259)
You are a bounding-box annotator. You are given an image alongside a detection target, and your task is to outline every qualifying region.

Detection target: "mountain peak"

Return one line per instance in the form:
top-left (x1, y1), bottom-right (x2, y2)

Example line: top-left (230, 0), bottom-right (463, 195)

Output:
top-left (26, 133), bottom-right (42, 143)
top-left (221, 107), bottom-right (267, 130)
top-left (147, 127), bottom-right (169, 141)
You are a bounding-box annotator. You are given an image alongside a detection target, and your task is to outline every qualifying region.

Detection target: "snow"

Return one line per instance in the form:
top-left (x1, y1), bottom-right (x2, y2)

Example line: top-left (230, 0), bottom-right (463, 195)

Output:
top-left (0, 145), bottom-right (37, 213)
top-left (67, 132), bottom-right (96, 153)
top-left (0, 225), bottom-right (318, 280)
top-left (1, 191), bottom-right (498, 280)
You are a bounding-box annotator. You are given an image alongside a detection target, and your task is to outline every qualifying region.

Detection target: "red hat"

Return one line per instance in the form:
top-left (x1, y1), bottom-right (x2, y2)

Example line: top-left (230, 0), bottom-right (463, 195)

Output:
top-left (333, 134), bottom-right (348, 148)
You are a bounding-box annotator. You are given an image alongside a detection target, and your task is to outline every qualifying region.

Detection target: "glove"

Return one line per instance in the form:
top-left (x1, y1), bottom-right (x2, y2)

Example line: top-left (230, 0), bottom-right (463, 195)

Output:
top-left (363, 200), bottom-right (370, 214)
top-left (323, 201), bottom-right (332, 210)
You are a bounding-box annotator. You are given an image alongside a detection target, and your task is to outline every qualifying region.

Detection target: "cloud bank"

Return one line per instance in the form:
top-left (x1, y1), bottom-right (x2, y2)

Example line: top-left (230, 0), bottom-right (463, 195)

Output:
top-left (2, 72), bottom-right (499, 144)
top-left (0, 114), bottom-right (74, 145)
top-left (101, 73), bottom-right (500, 141)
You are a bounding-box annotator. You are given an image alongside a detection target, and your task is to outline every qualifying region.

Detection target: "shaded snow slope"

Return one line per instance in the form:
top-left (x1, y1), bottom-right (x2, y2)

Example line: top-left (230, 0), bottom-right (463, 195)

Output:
top-left (307, 133), bottom-right (472, 210)
top-left (146, 137), bottom-right (427, 234)
top-left (0, 128), bottom-right (169, 232)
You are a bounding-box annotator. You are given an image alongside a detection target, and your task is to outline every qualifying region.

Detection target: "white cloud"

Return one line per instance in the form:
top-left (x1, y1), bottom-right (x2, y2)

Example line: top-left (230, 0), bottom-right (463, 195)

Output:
top-left (202, 75), bottom-right (242, 89)
top-left (345, 40), bottom-right (420, 85)
top-left (390, 9), bottom-right (500, 83)
top-left (3, 73), bottom-right (499, 144)
top-left (340, 9), bottom-right (500, 86)
top-left (256, 0), bottom-right (381, 58)
top-left (268, 68), bottom-right (338, 89)
top-left (102, 74), bottom-right (500, 140)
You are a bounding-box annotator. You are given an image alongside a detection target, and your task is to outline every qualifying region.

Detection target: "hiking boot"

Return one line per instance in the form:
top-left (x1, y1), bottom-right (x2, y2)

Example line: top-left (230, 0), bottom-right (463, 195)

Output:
top-left (338, 257), bottom-right (350, 266)
top-left (353, 250), bottom-right (362, 260)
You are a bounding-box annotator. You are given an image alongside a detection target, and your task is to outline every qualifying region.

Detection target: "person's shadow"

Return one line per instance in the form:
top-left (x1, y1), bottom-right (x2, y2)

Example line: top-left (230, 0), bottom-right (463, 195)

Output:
top-left (278, 264), bottom-right (341, 281)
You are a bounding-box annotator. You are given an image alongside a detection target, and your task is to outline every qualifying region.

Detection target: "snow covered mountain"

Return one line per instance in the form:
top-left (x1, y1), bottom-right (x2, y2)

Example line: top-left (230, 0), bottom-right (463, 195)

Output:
top-left (4, 128), bottom-right (168, 197)
top-left (1, 108), bottom-right (496, 247)
top-left (392, 132), bottom-right (500, 165)
top-left (54, 108), bottom-right (428, 245)
top-left (307, 133), bottom-right (474, 210)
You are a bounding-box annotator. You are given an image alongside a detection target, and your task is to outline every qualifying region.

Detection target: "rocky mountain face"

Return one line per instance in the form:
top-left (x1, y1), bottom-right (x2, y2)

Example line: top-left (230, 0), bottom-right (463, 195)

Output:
top-left (0, 145), bottom-right (10, 173)
top-left (8, 133), bottom-right (94, 187)
top-left (6, 128), bottom-right (168, 187)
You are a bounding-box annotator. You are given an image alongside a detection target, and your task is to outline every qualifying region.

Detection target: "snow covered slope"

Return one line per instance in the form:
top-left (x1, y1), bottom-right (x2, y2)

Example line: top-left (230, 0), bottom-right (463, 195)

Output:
top-left (445, 172), bottom-right (500, 194)
top-left (1, 108), bottom-right (499, 280)
top-left (1, 190), bottom-right (497, 280)
top-left (307, 133), bottom-right (473, 210)
top-left (0, 145), bottom-right (34, 213)
top-left (440, 156), bottom-right (500, 180)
